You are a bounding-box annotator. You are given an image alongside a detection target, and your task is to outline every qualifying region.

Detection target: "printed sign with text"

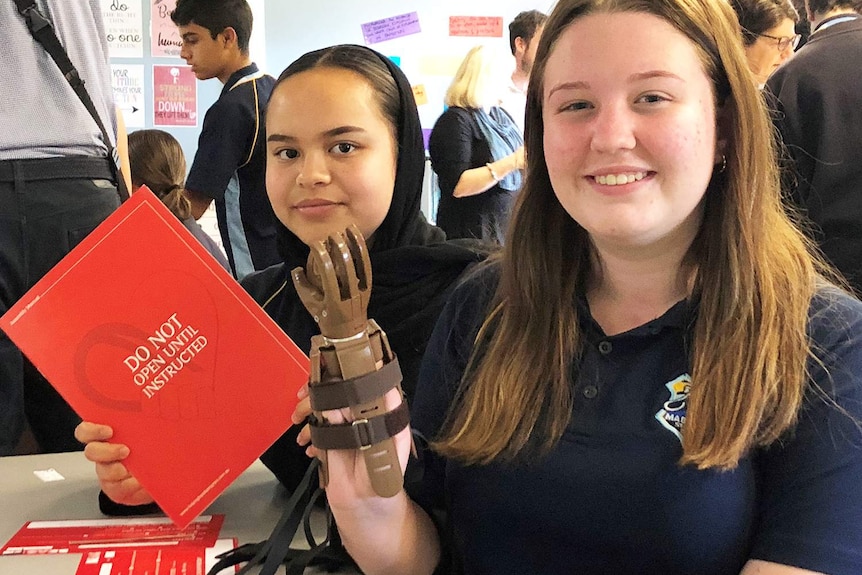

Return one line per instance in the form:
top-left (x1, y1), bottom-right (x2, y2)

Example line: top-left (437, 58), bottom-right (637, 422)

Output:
top-left (449, 15), bottom-right (504, 37)
top-left (151, 0), bottom-right (182, 57)
top-left (361, 12), bottom-right (422, 44)
top-left (101, 0), bottom-right (144, 58)
top-left (153, 65), bottom-right (197, 127)
top-left (112, 64), bottom-right (145, 128)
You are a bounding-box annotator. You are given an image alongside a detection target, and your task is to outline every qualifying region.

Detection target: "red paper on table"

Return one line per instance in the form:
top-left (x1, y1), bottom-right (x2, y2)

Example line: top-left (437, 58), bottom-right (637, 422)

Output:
top-left (0, 516), bottom-right (224, 555)
top-left (74, 539), bottom-right (238, 575)
top-left (0, 188), bottom-right (309, 528)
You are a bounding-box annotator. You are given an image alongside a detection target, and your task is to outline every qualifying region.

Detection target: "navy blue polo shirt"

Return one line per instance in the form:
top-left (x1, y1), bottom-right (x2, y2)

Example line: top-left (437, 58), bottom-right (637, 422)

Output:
top-left (412, 265), bottom-right (862, 575)
top-left (186, 63), bottom-right (279, 279)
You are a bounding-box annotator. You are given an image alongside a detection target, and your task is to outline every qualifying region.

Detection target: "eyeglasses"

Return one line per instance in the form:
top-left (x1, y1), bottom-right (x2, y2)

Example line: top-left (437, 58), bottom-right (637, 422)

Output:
top-left (757, 32), bottom-right (801, 52)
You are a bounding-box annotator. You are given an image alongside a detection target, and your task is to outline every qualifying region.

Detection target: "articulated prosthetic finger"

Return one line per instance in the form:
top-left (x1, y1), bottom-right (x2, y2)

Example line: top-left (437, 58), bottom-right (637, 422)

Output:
top-left (291, 224), bottom-right (407, 498)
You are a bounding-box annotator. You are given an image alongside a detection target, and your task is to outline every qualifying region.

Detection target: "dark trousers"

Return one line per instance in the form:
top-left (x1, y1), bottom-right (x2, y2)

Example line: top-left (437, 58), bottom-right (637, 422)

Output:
top-left (0, 157), bottom-right (121, 455)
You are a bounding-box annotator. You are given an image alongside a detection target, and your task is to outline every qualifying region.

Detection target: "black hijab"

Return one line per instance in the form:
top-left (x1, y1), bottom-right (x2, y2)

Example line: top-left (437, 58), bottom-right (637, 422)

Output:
top-left (269, 45), bottom-right (491, 386)
top-left (257, 45), bottom-right (493, 496)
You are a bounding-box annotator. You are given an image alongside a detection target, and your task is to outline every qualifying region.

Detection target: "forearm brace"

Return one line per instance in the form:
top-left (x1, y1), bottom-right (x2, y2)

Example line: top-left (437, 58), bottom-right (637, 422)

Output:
top-left (292, 225), bottom-right (408, 497)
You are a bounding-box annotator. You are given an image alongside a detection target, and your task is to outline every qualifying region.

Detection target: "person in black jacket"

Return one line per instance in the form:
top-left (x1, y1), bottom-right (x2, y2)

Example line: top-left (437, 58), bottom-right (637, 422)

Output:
top-left (766, 0), bottom-right (862, 295)
top-left (429, 45), bottom-right (525, 244)
top-left (75, 44), bottom-right (489, 512)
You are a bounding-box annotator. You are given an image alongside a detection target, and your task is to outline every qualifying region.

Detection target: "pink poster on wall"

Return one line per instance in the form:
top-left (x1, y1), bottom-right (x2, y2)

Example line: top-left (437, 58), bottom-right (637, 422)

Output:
top-left (449, 15), bottom-right (504, 37)
top-left (151, 0), bottom-right (182, 57)
top-left (153, 65), bottom-right (197, 127)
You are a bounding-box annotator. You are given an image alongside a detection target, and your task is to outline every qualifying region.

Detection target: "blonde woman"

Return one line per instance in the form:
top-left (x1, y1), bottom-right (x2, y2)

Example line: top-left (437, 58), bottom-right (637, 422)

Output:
top-left (429, 45), bottom-right (525, 244)
top-left (292, 0), bottom-right (862, 573)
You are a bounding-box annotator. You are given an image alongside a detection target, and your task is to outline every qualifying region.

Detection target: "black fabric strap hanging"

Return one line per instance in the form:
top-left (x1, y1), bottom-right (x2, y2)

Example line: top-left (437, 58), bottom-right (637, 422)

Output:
top-left (207, 458), bottom-right (344, 575)
top-left (12, 0), bottom-right (129, 202)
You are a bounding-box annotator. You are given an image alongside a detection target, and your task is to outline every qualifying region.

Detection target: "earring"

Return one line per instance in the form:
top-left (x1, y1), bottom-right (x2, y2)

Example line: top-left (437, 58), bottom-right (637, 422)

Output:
top-left (716, 154), bottom-right (727, 174)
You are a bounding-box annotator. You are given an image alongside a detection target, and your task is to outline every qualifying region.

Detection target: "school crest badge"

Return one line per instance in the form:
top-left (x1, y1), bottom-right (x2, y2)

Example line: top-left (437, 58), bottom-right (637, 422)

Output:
top-left (655, 374), bottom-right (691, 441)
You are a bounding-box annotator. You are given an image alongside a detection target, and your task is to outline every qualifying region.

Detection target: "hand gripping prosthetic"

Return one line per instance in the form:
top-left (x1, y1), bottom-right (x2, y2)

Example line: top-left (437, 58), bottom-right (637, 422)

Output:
top-left (291, 225), bottom-right (408, 498)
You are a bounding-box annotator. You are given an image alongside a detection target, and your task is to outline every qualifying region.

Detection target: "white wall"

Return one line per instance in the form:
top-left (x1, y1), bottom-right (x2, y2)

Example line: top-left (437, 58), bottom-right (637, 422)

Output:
top-left (248, 0), bottom-right (267, 73)
top-left (260, 1), bottom-right (553, 220)
top-left (263, 0), bottom-right (553, 127)
top-left (117, 1), bottom-right (552, 230)
top-left (117, 0), bottom-right (551, 164)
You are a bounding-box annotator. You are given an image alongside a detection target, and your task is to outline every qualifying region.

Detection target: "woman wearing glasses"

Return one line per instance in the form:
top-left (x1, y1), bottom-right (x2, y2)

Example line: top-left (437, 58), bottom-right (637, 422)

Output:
top-left (731, 0), bottom-right (801, 86)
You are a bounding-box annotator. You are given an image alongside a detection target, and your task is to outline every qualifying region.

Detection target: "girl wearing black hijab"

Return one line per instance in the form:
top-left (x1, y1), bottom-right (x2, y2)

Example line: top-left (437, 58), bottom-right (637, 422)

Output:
top-left (76, 45), bottom-right (489, 515)
top-left (251, 45), bottom-right (490, 491)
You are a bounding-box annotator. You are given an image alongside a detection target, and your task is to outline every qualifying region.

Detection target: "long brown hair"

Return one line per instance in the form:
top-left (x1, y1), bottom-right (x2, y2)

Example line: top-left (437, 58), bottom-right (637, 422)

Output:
top-left (128, 129), bottom-right (192, 221)
top-left (436, 0), bottom-right (829, 470)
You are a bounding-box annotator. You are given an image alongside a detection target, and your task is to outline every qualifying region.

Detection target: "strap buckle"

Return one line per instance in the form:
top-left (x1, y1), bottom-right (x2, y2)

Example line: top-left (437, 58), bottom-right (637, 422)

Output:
top-left (351, 418), bottom-right (374, 450)
top-left (64, 68), bottom-right (85, 89)
top-left (22, 5), bottom-right (51, 34)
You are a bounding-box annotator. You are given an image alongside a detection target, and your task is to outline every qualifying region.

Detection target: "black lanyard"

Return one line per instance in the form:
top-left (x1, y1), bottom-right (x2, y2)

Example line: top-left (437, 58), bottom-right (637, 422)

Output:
top-left (12, 0), bottom-right (128, 201)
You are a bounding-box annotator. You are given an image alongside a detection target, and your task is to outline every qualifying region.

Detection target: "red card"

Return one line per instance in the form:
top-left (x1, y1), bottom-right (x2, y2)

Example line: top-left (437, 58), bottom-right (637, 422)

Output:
top-left (0, 515), bottom-right (223, 555)
top-left (74, 540), bottom-right (238, 575)
top-left (0, 189), bottom-right (309, 527)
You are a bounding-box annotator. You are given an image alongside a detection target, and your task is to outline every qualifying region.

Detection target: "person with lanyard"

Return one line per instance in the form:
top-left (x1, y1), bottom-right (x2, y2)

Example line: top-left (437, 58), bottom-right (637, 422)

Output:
top-left (290, 0), bottom-right (862, 573)
top-left (429, 45), bottom-right (525, 244)
top-left (1, 0), bottom-right (130, 456)
top-left (75, 43), bottom-right (490, 569)
top-left (767, 0), bottom-right (862, 295)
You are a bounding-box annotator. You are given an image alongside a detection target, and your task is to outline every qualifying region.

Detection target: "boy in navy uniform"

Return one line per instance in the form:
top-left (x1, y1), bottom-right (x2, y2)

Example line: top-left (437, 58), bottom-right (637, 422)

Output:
top-left (172, 0), bottom-right (278, 279)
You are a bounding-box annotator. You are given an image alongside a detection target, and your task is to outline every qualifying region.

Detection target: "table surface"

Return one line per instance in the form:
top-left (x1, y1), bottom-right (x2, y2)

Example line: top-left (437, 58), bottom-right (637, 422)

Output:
top-left (0, 451), bottom-right (337, 574)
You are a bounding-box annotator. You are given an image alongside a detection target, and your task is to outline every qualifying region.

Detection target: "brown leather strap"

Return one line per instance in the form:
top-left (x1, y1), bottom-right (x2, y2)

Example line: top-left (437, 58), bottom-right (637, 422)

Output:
top-left (308, 356), bottom-right (402, 411)
top-left (309, 400), bottom-right (410, 450)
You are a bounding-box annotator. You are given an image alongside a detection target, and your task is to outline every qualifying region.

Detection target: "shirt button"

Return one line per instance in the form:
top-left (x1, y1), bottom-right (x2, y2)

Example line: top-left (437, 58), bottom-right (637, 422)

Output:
top-left (583, 385), bottom-right (599, 399)
top-left (598, 341), bottom-right (612, 355)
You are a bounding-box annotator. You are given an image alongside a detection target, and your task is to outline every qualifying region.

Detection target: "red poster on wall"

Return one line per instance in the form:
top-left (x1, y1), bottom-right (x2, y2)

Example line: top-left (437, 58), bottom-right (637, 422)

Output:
top-left (153, 64), bottom-right (197, 127)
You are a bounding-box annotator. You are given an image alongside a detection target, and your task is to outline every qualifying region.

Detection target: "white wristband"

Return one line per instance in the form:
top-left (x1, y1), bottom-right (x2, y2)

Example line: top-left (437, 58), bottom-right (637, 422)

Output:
top-left (486, 163), bottom-right (502, 182)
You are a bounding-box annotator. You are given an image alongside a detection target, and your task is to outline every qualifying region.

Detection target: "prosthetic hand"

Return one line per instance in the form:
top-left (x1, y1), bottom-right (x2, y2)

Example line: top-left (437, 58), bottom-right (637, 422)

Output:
top-left (291, 225), bottom-right (408, 498)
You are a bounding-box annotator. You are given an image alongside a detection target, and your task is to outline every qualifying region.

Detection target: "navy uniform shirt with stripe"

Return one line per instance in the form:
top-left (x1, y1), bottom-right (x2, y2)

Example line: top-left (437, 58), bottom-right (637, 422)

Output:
top-left (185, 63), bottom-right (278, 279)
top-left (411, 264), bottom-right (862, 575)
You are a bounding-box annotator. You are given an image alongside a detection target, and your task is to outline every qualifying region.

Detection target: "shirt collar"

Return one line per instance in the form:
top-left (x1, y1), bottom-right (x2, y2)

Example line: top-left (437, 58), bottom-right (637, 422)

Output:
top-left (222, 63), bottom-right (260, 94)
top-left (813, 13), bottom-right (860, 34)
top-left (576, 295), bottom-right (697, 338)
